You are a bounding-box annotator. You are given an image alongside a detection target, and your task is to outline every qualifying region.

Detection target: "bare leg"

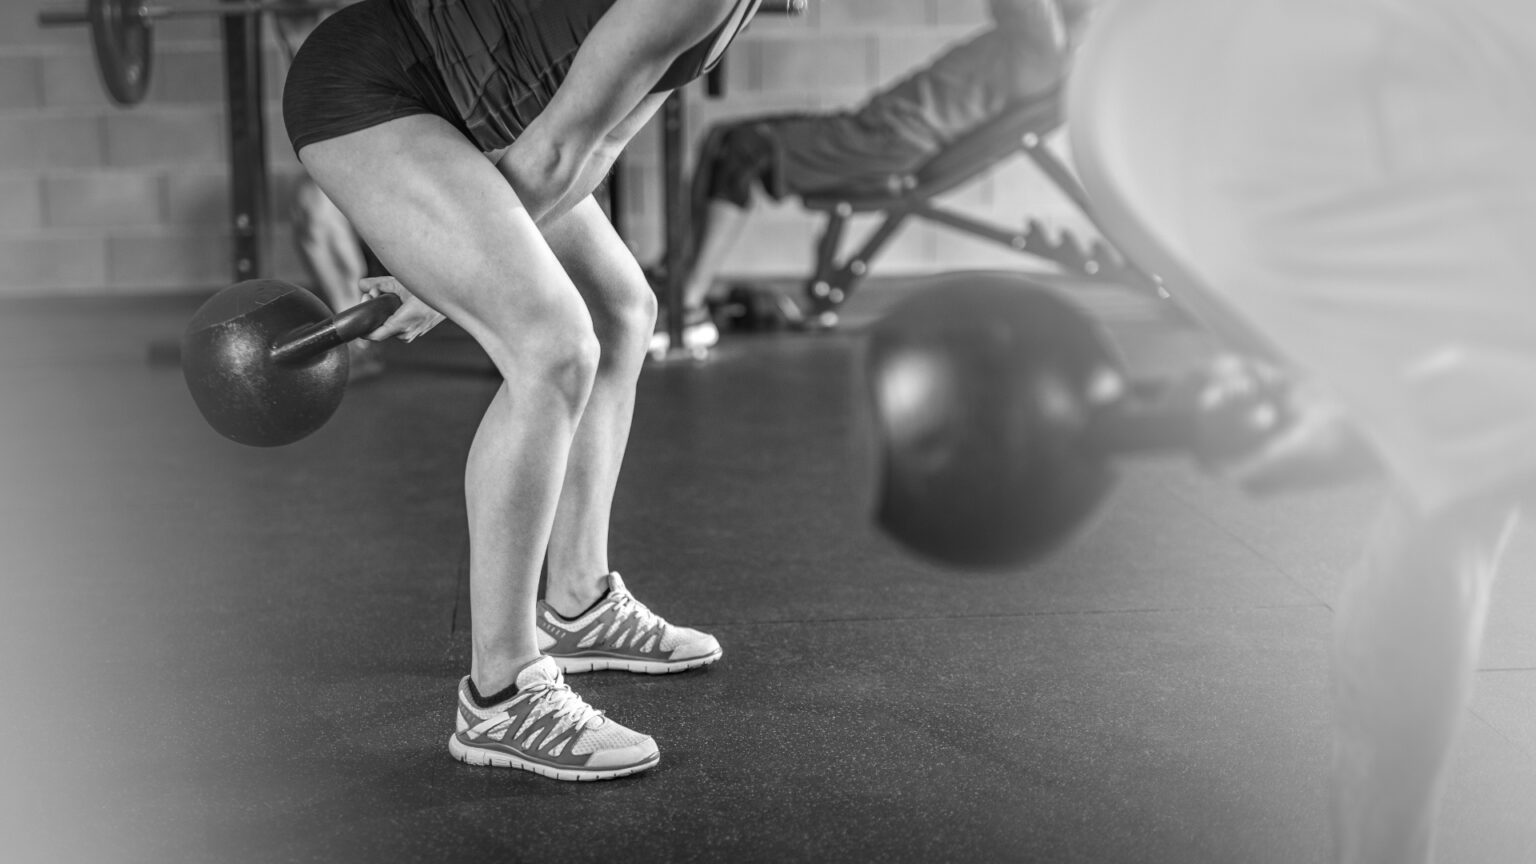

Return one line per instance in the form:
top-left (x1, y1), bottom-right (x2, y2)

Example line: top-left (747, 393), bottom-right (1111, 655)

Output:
top-left (681, 199), bottom-right (753, 311)
top-left (1332, 494), bottom-right (1520, 864)
top-left (538, 197), bottom-right (657, 613)
top-left (299, 115), bottom-right (600, 695)
top-left (292, 176), bottom-right (367, 312)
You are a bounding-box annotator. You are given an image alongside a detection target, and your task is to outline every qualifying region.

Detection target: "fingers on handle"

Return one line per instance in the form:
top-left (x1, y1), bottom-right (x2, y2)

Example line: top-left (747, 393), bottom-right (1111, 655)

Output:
top-left (358, 275), bottom-right (403, 299)
top-left (357, 277), bottom-right (406, 339)
top-left (365, 310), bottom-right (411, 342)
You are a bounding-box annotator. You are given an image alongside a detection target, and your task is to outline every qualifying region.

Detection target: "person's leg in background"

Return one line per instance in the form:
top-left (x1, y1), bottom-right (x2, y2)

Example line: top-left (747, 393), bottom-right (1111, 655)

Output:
top-left (650, 121), bottom-right (778, 354)
top-left (292, 175), bottom-right (385, 380)
top-left (1172, 6), bottom-right (1536, 853)
top-left (657, 103), bottom-right (953, 353)
top-left (676, 202), bottom-right (752, 317)
top-left (1065, 0), bottom-right (1536, 853)
top-left (1176, 1), bottom-right (1536, 855)
top-left (681, 123), bottom-right (770, 312)
top-left (1331, 494), bottom-right (1521, 864)
top-left (292, 175), bottom-right (365, 310)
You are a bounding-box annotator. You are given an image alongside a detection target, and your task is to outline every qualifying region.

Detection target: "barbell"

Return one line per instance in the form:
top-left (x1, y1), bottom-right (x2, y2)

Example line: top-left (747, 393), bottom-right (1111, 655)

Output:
top-left (37, 0), bottom-right (343, 106)
top-left (35, 0), bottom-right (345, 106)
top-left (39, 0), bottom-right (808, 108)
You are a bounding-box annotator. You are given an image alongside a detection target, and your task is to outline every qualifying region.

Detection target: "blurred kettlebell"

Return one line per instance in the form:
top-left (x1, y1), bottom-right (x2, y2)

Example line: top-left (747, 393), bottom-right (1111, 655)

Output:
top-left (861, 272), bottom-right (1126, 570)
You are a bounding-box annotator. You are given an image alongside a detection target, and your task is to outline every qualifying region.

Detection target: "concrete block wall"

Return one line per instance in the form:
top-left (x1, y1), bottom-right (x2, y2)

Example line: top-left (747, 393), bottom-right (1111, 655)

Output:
top-left (0, 0), bottom-right (1097, 297)
top-left (0, 5), bottom-right (321, 297)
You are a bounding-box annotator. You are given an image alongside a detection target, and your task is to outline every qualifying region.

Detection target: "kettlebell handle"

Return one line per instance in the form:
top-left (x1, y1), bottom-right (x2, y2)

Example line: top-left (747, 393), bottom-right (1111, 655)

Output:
top-left (270, 294), bottom-right (403, 366)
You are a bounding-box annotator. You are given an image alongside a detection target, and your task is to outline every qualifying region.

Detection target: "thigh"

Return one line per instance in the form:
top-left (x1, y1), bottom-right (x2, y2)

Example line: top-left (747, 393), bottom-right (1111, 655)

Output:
top-left (298, 114), bottom-right (589, 361)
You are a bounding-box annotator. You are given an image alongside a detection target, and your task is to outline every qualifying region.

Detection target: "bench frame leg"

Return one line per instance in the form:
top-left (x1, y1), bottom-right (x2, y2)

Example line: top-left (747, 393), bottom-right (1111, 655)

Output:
top-left (800, 134), bottom-right (1165, 316)
top-left (806, 206), bottom-right (912, 312)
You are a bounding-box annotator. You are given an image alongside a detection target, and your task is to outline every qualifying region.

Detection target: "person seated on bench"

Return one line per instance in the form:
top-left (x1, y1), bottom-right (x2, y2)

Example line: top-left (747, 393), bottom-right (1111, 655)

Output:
top-left (652, 0), bottom-right (1093, 353)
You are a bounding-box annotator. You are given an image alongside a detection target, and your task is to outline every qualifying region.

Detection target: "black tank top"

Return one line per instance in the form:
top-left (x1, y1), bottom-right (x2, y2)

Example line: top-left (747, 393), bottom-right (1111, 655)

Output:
top-left (397, 0), bottom-right (761, 151)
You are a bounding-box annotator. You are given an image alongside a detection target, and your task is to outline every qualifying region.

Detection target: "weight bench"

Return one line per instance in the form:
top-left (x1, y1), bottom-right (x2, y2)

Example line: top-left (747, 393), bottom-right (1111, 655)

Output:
top-left (796, 89), bottom-right (1158, 318)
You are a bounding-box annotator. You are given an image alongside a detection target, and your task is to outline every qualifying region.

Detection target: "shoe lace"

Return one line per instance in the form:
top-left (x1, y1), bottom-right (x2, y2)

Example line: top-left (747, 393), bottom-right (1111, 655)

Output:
top-left (521, 680), bottom-right (603, 736)
top-left (609, 591), bottom-right (663, 639)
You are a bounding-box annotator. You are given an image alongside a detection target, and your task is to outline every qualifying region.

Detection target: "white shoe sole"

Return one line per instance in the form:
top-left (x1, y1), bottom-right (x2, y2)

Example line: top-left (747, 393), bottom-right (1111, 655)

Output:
top-left (448, 734), bottom-right (659, 781)
top-left (552, 648), bottom-right (723, 675)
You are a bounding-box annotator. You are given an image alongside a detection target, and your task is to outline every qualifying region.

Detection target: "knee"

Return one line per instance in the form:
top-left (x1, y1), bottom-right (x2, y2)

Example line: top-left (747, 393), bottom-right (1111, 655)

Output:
top-left (613, 278), bottom-right (659, 343)
top-left (580, 271), bottom-right (656, 355)
top-left (627, 282), bottom-right (659, 342)
top-left (493, 300), bottom-right (602, 414)
top-left (530, 327), bottom-right (603, 416)
top-left (556, 329), bottom-right (603, 409)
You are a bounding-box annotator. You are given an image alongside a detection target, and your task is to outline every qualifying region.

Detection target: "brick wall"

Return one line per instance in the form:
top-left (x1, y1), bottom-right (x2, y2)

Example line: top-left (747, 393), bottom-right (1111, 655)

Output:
top-left (0, 0), bottom-right (1096, 297)
top-left (0, 5), bottom-right (309, 296)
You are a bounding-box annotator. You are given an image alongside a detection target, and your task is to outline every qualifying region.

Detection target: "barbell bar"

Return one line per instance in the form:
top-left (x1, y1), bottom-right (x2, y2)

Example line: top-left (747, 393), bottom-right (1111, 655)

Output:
top-left (39, 0), bottom-right (807, 108)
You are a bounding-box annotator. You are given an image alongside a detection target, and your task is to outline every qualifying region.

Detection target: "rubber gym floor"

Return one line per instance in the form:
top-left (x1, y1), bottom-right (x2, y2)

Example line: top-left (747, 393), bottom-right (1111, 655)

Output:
top-left (2, 277), bottom-right (1534, 864)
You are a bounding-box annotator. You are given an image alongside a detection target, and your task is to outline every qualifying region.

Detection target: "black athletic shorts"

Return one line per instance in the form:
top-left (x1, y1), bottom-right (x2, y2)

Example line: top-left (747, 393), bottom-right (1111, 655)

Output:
top-left (282, 0), bottom-right (467, 155)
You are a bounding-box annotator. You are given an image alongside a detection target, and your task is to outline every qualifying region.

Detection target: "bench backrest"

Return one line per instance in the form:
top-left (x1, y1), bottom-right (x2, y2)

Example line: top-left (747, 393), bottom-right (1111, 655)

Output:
top-left (911, 92), bottom-right (1065, 197)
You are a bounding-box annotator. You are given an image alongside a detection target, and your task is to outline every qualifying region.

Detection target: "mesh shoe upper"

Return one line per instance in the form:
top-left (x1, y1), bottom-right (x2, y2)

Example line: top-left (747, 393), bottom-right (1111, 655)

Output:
top-left (537, 572), bottom-right (720, 665)
top-left (454, 656), bottom-right (653, 764)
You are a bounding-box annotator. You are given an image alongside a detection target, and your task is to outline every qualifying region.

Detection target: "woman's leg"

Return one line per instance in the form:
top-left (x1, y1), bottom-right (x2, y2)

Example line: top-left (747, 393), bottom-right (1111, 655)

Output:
top-left (536, 196), bottom-right (655, 610)
top-left (299, 115), bottom-right (599, 696)
top-left (1331, 494), bottom-right (1520, 864)
top-left (534, 196), bottom-right (722, 675)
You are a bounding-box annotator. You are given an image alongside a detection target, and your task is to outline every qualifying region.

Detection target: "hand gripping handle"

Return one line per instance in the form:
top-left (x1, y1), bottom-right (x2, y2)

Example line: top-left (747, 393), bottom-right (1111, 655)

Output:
top-left (270, 294), bottom-right (402, 366)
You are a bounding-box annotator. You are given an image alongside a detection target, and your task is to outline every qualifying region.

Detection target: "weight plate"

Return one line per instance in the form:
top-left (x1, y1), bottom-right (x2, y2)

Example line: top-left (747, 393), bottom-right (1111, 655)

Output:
top-left (91, 0), bottom-right (153, 106)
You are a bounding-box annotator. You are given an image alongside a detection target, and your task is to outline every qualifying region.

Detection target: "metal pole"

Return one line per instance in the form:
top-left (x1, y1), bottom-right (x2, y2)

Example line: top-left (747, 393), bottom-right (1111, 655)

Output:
top-left (661, 90), bottom-right (689, 356)
top-left (223, 0), bottom-right (268, 281)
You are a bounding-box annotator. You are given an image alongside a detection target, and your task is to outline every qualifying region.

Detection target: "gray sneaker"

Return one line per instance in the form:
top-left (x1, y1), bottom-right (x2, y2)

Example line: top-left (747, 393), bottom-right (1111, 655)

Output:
top-left (449, 656), bottom-right (659, 781)
top-left (538, 572), bottom-right (723, 674)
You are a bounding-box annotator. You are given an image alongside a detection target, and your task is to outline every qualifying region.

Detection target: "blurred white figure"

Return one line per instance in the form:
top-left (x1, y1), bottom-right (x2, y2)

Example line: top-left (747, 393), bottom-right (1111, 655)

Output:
top-left (1071, 0), bottom-right (1536, 861)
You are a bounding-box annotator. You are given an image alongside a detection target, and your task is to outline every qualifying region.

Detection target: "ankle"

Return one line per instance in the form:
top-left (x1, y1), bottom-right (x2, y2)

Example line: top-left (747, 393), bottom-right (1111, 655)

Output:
top-left (472, 650), bottom-right (541, 698)
top-left (467, 677), bottom-right (521, 709)
top-left (544, 574), bottom-right (612, 619)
